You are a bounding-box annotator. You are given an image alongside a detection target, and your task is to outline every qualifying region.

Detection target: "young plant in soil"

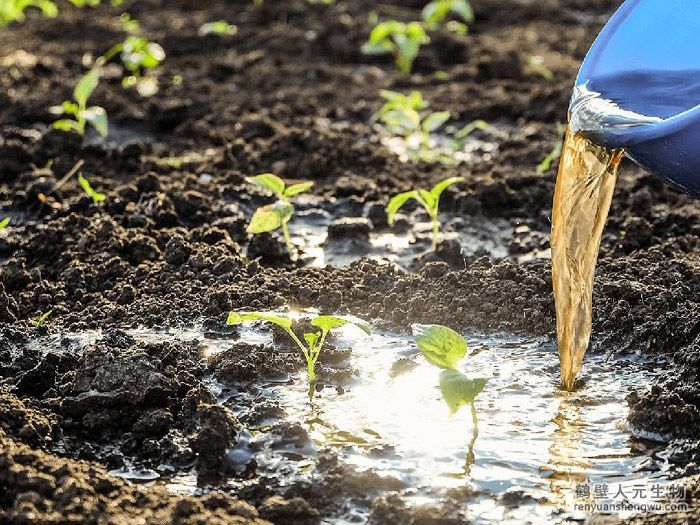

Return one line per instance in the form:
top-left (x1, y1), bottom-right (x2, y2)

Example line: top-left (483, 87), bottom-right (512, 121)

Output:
top-left (412, 324), bottom-right (487, 421)
top-left (246, 173), bottom-right (313, 253)
top-left (0, 217), bottom-right (10, 229)
top-left (51, 69), bottom-right (109, 137)
top-left (422, 0), bottom-right (474, 34)
top-left (226, 311), bottom-right (370, 394)
top-left (362, 20), bottom-right (429, 74)
top-left (98, 14), bottom-right (165, 97)
top-left (375, 90), bottom-right (475, 163)
top-left (77, 174), bottom-right (106, 203)
top-left (32, 309), bottom-right (52, 328)
top-left (198, 21), bottom-right (238, 36)
top-left (387, 176), bottom-right (463, 250)
top-left (0, 0), bottom-right (106, 26)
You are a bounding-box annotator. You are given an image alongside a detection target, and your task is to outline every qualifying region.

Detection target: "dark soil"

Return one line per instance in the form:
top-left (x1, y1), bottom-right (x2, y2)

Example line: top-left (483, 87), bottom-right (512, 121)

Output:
top-left (2, 0), bottom-right (700, 522)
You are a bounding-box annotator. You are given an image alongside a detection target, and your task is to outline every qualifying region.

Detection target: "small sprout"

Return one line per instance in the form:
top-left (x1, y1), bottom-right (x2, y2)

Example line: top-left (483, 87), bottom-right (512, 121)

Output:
top-left (77, 174), bottom-right (106, 203)
top-left (51, 68), bottom-right (109, 137)
top-left (422, 0), bottom-right (473, 33)
top-left (33, 309), bottom-right (53, 328)
top-left (527, 55), bottom-right (553, 81)
top-left (451, 119), bottom-right (499, 150)
top-left (376, 90), bottom-right (487, 164)
top-left (119, 12), bottom-right (139, 33)
top-left (226, 311), bottom-right (370, 388)
top-left (537, 123), bottom-right (566, 173)
top-left (0, 217), bottom-right (10, 229)
top-left (386, 176), bottom-right (463, 250)
top-left (0, 0), bottom-right (58, 27)
top-left (362, 20), bottom-right (429, 75)
top-left (198, 21), bottom-right (238, 36)
top-left (100, 16), bottom-right (165, 97)
top-left (412, 324), bottom-right (487, 415)
top-left (246, 173), bottom-right (313, 253)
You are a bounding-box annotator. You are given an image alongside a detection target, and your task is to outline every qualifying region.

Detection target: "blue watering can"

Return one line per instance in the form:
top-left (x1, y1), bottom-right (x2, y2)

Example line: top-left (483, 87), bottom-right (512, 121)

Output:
top-left (572, 0), bottom-right (700, 197)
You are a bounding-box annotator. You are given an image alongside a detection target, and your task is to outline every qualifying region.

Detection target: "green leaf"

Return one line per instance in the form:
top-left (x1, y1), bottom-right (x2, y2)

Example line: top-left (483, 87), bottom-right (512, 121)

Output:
top-left (455, 120), bottom-right (492, 139)
top-left (380, 108), bottom-right (421, 134)
top-left (430, 176), bottom-right (464, 201)
top-left (361, 40), bottom-right (394, 55)
top-left (451, 0), bottom-right (474, 23)
top-left (367, 20), bottom-right (402, 43)
top-left (53, 119), bottom-right (81, 133)
top-left (311, 315), bottom-right (371, 335)
top-left (417, 189), bottom-right (436, 211)
top-left (283, 181), bottom-right (314, 198)
top-left (77, 174), bottom-right (106, 203)
top-left (33, 309), bottom-right (53, 328)
top-left (199, 21), bottom-right (238, 36)
top-left (439, 369), bottom-right (487, 414)
top-left (412, 324), bottom-right (467, 369)
top-left (82, 106), bottom-right (108, 137)
top-left (247, 201), bottom-right (294, 234)
top-left (248, 173), bottom-right (286, 196)
top-left (226, 311), bottom-right (293, 331)
top-left (422, 111), bottom-right (450, 133)
top-left (304, 331), bottom-right (320, 351)
top-left (60, 100), bottom-right (80, 115)
top-left (386, 190), bottom-right (417, 225)
top-left (73, 68), bottom-right (100, 109)
top-left (0, 217), bottom-right (10, 229)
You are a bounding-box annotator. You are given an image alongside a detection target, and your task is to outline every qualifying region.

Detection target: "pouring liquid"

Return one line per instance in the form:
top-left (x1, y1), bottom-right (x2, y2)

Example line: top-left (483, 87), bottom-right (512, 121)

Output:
top-left (551, 129), bottom-right (623, 390)
top-left (553, 70), bottom-right (700, 390)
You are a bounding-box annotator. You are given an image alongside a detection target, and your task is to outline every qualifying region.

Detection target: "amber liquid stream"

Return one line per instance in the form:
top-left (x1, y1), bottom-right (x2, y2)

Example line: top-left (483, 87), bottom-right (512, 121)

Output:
top-left (551, 127), bottom-right (624, 390)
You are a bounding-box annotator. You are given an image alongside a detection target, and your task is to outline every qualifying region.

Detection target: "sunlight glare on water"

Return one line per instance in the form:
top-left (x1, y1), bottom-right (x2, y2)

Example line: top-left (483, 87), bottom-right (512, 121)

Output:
top-left (225, 327), bottom-right (668, 523)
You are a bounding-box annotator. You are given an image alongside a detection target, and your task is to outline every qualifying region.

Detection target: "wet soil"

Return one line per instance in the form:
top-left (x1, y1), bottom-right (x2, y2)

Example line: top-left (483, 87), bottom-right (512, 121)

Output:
top-left (2, 0), bottom-right (700, 522)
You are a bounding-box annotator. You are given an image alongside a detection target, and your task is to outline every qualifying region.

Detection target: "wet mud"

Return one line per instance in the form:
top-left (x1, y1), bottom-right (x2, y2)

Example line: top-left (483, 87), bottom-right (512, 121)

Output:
top-left (2, 0), bottom-right (700, 523)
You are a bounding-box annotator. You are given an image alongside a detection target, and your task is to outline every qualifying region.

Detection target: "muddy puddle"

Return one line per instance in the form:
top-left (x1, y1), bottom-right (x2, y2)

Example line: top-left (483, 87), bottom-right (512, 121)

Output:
top-left (281, 198), bottom-right (518, 270)
top-left (379, 122), bottom-right (507, 165)
top-left (26, 322), bottom-right (675, 523)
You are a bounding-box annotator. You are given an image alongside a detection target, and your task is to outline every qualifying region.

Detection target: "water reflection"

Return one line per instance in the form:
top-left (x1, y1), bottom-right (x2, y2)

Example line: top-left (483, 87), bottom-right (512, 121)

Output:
top-left (543, 395), bottom-right (594, 513)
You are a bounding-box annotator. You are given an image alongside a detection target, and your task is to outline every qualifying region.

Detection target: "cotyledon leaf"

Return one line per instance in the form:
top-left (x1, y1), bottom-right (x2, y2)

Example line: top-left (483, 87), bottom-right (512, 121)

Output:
top-left (412, 323), bottom-right (467, 369)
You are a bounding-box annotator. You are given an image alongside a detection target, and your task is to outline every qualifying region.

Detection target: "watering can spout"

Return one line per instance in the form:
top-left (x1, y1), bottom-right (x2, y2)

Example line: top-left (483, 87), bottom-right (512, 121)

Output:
top-left (573, 0), bottom-right (700, 196)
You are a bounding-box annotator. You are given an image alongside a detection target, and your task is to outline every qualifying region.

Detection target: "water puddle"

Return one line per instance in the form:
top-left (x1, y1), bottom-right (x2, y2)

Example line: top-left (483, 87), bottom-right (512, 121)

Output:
top-left (379, 122), bottom-right (508, 165)
top-left (288, 203), bottom-right (513, 269)
top-left (27, 325), bottom-right (673, 522)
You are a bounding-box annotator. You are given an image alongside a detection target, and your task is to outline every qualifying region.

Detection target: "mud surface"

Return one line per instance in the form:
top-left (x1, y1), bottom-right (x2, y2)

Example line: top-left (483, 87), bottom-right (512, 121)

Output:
top-left (2, 0), bottom-right (700, 522)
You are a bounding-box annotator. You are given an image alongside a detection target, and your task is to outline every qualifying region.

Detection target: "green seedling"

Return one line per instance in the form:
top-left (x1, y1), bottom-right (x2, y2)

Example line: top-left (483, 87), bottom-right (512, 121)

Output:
top-left (451, 119), bottom-right (499, 150)
top-left (422, 0), bottom-right (473, 34)
top-left (375, 89), bottom-right (428, 122)
top-left (1, 0), bottom-right (116, 27)
top-left (99, 15), bottom-right (165, 97)
top-left (198, 21), bottom-right (237, 36)
top-left (375, 90), bottom-right (466, 163)
top-left (538, 123), bottom-right (565, 173)
top-left (527, 55), bottom-right (553, 81)
top-left (246, 173), bottom-right (313, 253)
top-left (77, 174), bottom-right (106, 203)
top-left (33, 309), bottom-right (52, 328)
top-left (362, 20), bottom-right (429, 74)
top-left (1, 0), bottom-right (57, 26)
top-left (412, 324), bottom-right (487, 417)
top-left (0, 218), bottom-right (10, 229)
top-left (387, 176), bottom-right (463, 250)
top-left (51, 68), bottom-right (109, 137)
top-left (226, 312), bottom-right (370, 387)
